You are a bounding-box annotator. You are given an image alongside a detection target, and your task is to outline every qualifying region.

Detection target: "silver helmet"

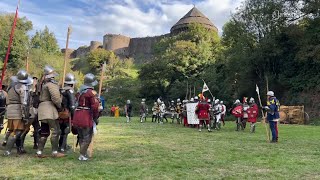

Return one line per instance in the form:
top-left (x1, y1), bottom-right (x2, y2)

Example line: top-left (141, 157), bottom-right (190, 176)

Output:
top-left (84, 73), bottom-right (98, 87)
top-left (127, 100), bottom-right (131, 104)
top-left (16, 70), bottom-right (33, 85)
top-left (44, 65), bottom-right (58, 79)
top-left (64, 73), bottom-right (76, 85)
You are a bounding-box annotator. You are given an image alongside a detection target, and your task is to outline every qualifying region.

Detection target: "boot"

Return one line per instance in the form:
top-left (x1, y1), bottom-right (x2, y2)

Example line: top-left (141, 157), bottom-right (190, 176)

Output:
top-left (52, 151), bottom-right (66, 158)
top-left (198, 125), bottom-right (202, 132)
top-left (3, 136), bottom-right (16, 156)
top-left (217, 122), bottom-right (221, 130)
top-left (207, 124), bottom-right (211, 132)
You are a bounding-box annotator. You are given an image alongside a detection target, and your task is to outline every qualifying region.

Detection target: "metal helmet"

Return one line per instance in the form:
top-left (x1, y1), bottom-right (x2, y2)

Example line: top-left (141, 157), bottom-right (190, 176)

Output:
top-left (235, 99), bottom-right (240, 104)
top-left (267, 91), bottom-right (274, 96)
top-left (171, 100), bottom-right (174, 103)
top-left (127, 100), bottom-right (131, 104)
top-left (214, 99), bottom-right (219, 104)
top-left (190, 98), bottom-right (194, 102)
top-left (154, 102), bottom-right (157, 105)
top-left (207, 99), bottom-right (211, 103)
top-left (84, 73), bottom-right (98, 87)
top-left (44, 65), bottom-right (58, 79)
top-left (220, 101), bottom-right (224, 104)
top-left (16, 70), bottom-right (33, 85)
top-left (64, 73), bottom-right (76, 85)
top-left (249, 97), bottom-right (255, 103)
top-left (177, 98), bottom-right (181, 102)
top-left (194, 96), bottom-right (199, 100)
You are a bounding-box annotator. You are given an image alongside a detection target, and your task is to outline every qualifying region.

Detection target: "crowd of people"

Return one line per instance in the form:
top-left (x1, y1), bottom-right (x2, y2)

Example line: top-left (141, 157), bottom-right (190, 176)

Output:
top-left (123, 90), bottom-right (280, 143)
top-left (0, 65), bottom-right (103, 160)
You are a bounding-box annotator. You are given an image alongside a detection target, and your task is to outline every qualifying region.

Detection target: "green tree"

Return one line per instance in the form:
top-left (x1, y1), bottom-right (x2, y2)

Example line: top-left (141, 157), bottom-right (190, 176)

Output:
top-left (0, 14), bottom-right (33, 70)
top-left (31, 26), bottom-right (60, 54)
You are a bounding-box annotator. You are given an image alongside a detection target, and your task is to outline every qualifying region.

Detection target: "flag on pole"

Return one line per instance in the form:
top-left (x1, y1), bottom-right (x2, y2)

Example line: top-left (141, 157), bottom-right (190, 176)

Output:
top-left (202, 82), bottom-right (209, 93)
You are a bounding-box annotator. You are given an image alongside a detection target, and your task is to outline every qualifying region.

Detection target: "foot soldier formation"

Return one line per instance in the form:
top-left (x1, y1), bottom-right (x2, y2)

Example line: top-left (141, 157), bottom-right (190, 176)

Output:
top-left (1, 66), bottom-right (101, 160)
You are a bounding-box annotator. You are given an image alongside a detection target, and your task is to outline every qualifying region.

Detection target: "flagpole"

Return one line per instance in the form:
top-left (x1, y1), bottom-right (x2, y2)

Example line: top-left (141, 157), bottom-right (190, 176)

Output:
top-left (256, 84), bottom-right (270, 142)
top-left (201, 79), bottom-right (215, 100)
top-left (0, 0), bottom-right (21, 89)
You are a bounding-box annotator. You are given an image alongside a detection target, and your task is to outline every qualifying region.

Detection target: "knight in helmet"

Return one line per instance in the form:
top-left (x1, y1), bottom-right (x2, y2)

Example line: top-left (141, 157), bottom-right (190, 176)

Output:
top-left (4, 70), bottom-right (32, 156)
top-left (175, 98), bottom-right (182, 124)
top-left (72, 73), bottom-right (100, 160)
top-left (263, 91), bottom-right (280, 143)
top-left (169, 100), bottom-right (176, 123)
top-left (58, 73), bottom-right (76, 152)
top-left (125, 100), bottom-right (133, 123)
top-left (36, 65), bottom-right (64, 158)
top-left (151, 102), bottom-right (158, 123)
top-left (195, 96), bottom-right (211, 132)
top-left (213, 99), bottom-right (222, 130)
top-left (140, 98), bottom-right (147, 123)
top-left (231, 99), bottom-right (243, 131)
top-left (159, 100), bottom-right (167, 124)
top-left (242, 97), bottom-right (249, 130)
top-left (247, 97), bottom-right (259, 133)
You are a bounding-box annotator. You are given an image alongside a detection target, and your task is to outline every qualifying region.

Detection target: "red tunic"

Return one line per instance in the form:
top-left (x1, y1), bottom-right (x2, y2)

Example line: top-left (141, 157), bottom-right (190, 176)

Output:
top-left (247, 104), bottom-right (259, 123)
top-left (72, 89), bottom-right (100, 128)
top-left (196, 102), bottom-right (210, 120)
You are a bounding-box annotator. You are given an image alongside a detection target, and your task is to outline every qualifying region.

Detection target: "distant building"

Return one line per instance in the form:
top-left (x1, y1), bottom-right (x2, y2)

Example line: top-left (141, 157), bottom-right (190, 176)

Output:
top-left (64, 7), bottom-right (217, 62)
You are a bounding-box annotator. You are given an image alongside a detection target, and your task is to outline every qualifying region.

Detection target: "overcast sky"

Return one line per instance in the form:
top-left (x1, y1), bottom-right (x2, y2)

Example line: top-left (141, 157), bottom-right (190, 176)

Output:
top-left (0, 0), bottom-right (243, 49)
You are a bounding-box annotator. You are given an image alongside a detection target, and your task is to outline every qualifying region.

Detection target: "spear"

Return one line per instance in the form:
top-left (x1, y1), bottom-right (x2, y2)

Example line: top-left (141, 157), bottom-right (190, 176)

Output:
top-left (62, 26), bottom-right (72, 85)
top-left (256, 84), bottom-right (270, 142)
top-left (0, 0), bottom-right (21, 89)
top-left (88, 62), bottom-right (106, 158)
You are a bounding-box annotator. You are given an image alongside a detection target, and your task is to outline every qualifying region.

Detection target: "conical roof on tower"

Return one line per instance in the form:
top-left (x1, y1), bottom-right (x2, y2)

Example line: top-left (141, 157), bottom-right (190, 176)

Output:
top-left (170, 7), bottom-right (218, 34)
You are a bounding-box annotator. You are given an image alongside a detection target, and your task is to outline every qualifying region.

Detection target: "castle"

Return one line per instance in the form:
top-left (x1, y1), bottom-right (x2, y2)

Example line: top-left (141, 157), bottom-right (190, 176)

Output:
top-left (63, 7), bottom-right (217, 61)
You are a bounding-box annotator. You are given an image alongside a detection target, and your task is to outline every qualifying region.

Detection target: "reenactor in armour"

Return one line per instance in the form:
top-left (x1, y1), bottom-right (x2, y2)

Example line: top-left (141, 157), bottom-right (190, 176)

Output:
top-left (220, 101), bottom-right (226, 126)
top-left (30, 77), bottom-right (41, 149)
top-left (151, 102), bottom-right (158, 122)
top-left (20, 76), bottom-right (41, 151)
top-left (58, 73), bottom-right (76, 152)
top-left (195, 97), bottom-right (211, 132)
top-left (72, 73), bottom-right (100, 161)
top-left (213, 99), bottom-right (222, 130)
top-left (140, 98), bottom-right (147, 123)
top-left (242, 97), bottom-right (249, 130)
top-left (169, 100), bottom-right (176, 123)
top-left (247, 97), bottom-right (259, 133)
top-left (0, 85), bottom-right (7, 133)
top-left (175, 99), bottom-right (182, 124)
top-left (37, 66), bottom-right (64, 158)
top-left (4, 70), bottom-right (32, 156)
top-left (263, 91), bottom-right (280, 143)
top-left (125, 100), bottom-right (133, 123)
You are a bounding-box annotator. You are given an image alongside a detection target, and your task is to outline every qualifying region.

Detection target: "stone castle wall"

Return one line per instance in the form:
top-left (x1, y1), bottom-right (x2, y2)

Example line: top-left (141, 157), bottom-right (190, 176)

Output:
top-left (103, 34), bottom-right (131, 57)
top-left (128, 34), bottom-right (169, 58)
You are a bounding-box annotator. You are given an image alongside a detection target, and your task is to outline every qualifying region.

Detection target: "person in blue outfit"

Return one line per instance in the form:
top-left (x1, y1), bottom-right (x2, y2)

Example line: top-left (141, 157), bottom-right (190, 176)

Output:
top-left (263, 91), bottom-right (280, 143)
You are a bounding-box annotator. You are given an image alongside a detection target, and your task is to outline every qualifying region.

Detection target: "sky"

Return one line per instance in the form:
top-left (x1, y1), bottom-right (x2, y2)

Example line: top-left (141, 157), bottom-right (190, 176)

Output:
top-left (0, 0), bottom-right (243, 49)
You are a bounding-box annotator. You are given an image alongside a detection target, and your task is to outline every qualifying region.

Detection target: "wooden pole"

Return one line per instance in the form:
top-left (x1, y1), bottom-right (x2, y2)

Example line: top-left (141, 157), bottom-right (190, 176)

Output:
top-left (256, 84), bottom-right (270, 142)
top-left (62, 26), bottom-right (71, 86)
top-left (88, 62), bottom-right (106, 158)
top-left (26, 49), bottom-right (29, 72)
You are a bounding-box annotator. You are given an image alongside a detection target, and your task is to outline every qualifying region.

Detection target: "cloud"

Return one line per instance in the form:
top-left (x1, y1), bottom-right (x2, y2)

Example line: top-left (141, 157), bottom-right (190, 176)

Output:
top-left (0, 0), bottom-right (243, 49)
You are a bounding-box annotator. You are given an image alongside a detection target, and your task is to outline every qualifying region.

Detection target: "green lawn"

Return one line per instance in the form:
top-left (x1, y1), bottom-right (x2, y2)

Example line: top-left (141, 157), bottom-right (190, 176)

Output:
top-left (0, 117), bottom-right (320, 179)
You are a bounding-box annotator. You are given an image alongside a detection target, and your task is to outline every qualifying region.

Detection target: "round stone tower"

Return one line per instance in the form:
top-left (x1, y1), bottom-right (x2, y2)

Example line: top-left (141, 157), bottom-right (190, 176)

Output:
top-left (103, 34), bottom-right (131, 56)
top-left (90, 41), bottom-right (102, 51)
top-left (170, 7), bottom-right (218, 35)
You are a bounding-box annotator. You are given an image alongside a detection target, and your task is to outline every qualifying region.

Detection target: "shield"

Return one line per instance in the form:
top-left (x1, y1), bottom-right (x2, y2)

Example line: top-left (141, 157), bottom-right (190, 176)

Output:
top-left (232, 105), bottom-right (243, 118)
top-left (247, 106), bottom-right (258, 123)
top-left (186, 103), bottom-right (199, 124)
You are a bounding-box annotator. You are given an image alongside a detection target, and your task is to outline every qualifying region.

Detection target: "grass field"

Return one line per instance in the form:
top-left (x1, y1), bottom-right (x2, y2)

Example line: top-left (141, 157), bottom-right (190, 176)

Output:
top-left (0, 117), bottom-right (320, 179)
